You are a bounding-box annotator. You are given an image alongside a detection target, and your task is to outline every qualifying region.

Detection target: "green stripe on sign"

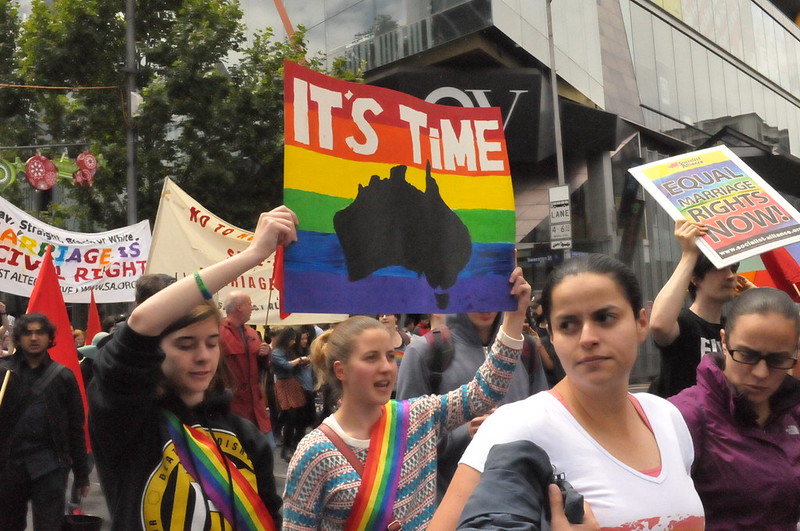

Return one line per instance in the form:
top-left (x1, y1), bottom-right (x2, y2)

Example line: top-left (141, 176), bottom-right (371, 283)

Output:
top-left (284, 188), bottom-right (515, 243)
top-left (284, 188), bottom-right (351, 234)
top-left (454, 209), bottom-right (516, 243)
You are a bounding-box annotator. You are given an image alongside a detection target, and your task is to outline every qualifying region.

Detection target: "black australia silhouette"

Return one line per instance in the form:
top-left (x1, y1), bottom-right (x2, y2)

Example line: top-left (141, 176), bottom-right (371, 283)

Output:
top-left (334, 162), bottom-right (473, 309)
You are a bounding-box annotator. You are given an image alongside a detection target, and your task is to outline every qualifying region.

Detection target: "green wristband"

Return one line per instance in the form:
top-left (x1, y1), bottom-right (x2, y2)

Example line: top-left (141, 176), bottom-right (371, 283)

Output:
top-left (193, 271), bottom-right (213, 300)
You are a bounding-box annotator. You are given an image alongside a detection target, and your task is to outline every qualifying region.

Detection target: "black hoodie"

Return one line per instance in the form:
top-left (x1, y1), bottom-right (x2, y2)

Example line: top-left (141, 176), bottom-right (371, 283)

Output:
top-left (88, 323), bottom-right (282, 530)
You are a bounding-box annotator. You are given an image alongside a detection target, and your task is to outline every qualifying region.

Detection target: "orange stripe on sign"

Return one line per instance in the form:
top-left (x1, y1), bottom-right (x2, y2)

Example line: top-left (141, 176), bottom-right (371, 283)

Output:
top-left (286, 110), bottom-right (509, 176)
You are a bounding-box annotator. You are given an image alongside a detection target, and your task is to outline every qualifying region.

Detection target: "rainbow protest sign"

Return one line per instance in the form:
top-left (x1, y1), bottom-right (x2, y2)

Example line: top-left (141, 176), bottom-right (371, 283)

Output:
top-left (629, 146), bottom-right (800, 268)
top-left (283, 61), bottom-right (516, 314)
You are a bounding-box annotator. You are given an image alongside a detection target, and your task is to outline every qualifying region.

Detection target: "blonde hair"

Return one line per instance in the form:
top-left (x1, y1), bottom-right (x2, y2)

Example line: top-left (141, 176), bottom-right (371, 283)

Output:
top-left (310, 315), bottom-right (385, 400)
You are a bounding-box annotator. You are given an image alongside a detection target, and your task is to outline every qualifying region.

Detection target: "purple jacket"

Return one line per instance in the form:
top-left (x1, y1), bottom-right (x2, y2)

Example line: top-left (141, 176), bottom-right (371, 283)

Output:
top-left (670, 354), bottom-right (800, 530)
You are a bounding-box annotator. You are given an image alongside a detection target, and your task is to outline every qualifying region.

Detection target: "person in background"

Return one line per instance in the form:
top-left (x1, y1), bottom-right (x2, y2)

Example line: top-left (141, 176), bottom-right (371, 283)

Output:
top-left (0, 313), bottom-right (90, 531)
top-left (527, 301), bottom-right (565, 387)
top-left (397, 307), bottom-right (548, 502)
top-left (220, 290), bottom-right (275, 449)
top-left (73, 329), bottom-right (86, 349)
top-left (0, 299), bottom-right (13, 338)
top-left (414, 314), bottom-right (432, 336)
top-left (670, 287), bottom-right (800, 530)
top-left (101, 314), bottom-right (127, 334)
top-left (88, 207), bottom-right (294, 530)
top-left (378, 313), bottom-right (410, 370)
top-left (262, 327), bottom-right (281, 440)
top-left (271, 327), bottom-right (309, 461)
top-left (432, 254), bottom-right (704, 530)
top-left (282, 266), bottom-right (530, 530)
top-left (68, 330), bottom-right (110, 515)
top-left (295, 325), bottom-right (319, 433)
top-left (1, 333), bottom-right (13, 357)
top-left (401, 314), bottom-right (423, 337)
top-left (134, 273), bottom-right (176, 305)
top-left (648, 220), bottom-right (751, 398)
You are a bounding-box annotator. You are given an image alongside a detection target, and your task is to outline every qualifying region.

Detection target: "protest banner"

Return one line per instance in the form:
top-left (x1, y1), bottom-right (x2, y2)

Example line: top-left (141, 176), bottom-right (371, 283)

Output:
top-left (628, 146), bottom-right (800, 268)
top-left (0, 195), bottom-right (151, 302)
top-left (147, 178), bottom-right (345, 326)
top-left (283, 61), bottom-right (517, 314)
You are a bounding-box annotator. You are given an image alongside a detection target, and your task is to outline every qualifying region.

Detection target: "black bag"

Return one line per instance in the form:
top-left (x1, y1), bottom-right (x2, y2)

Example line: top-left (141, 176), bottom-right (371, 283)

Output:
top-left (62, 514), bottom-right (102, 531)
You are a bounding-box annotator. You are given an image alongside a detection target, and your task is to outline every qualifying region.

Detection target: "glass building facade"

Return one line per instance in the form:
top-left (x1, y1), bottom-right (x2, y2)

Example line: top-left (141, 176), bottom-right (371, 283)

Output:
top-left (624, 0), bottom-right (800, 157)
top-left (244, 0), bottom-right (799, 158)
top-left (259, 1), bottom-right (798, 380)
top-left (237, 0), bottom-right (800, 381)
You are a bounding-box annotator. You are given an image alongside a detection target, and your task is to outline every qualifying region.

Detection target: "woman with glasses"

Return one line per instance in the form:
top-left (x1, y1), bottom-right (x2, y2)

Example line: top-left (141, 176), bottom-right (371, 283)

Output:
top-left (670, 287), bottom-right (800, 530)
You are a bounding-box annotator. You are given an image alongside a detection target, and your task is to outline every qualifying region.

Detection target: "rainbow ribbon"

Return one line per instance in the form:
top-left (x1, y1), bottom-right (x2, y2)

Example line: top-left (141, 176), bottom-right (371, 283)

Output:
top-left (345, 400), bottom-right (410, 531)
top-left (163, 410), bottom-right (276, 531)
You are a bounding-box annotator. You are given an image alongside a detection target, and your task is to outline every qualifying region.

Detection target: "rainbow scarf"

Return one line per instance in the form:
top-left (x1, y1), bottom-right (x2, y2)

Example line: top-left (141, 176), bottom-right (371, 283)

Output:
top-left (345, 400), bottom-right (410, 531)
top-left (163, 410), bottom-right (276, 531)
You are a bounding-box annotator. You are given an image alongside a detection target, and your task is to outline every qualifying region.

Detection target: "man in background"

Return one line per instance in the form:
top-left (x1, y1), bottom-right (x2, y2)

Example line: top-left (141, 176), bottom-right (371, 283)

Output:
top-left (220, 290), bottom-right (275, 448)
top-left (649, 220), bottom-right (748, 397)
top-left (0, 313), bottom-right (89, 530)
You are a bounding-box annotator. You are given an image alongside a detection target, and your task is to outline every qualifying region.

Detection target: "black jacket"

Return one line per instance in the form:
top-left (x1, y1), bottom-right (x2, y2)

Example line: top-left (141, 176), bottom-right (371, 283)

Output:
top-left (0, 352), bottom-right (89, 487)
top-left (457, 440), bottom-right (583, 530)
top-left (88, 323), bottom-right (282, 530)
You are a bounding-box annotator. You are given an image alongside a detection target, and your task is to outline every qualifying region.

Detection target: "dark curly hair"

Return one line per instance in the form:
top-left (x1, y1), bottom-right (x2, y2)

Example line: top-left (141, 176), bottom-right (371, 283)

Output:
top-left (13, 313), bottom-right (57, 350)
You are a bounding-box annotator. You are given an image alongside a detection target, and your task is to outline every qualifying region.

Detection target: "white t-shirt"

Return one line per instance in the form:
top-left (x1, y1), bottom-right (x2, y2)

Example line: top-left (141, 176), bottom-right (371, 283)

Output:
top-left (460, 392), bottom-right (705, 530)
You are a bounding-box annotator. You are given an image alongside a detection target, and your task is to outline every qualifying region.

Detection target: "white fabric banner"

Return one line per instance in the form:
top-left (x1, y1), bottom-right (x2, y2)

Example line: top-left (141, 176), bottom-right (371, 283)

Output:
top-left (0, 195), bottom-right (151, 303)
top-left (147, 178), bottom-right (346, 326)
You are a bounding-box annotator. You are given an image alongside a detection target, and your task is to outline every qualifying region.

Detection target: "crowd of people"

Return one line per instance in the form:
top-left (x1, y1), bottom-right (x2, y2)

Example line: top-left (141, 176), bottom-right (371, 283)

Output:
top-left (0, 210), bottom-right (799, 530)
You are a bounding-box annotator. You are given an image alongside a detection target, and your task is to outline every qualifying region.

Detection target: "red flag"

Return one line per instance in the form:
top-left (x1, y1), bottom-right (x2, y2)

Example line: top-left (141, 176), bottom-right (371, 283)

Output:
top-left (270, 246), bottom-right (292, 320)
top-left (27, 246), bottom-right (91, 450)
top-left (760, 247), bottom-right (800, 302)
top-left (85, 290), bottom-right (102, 344)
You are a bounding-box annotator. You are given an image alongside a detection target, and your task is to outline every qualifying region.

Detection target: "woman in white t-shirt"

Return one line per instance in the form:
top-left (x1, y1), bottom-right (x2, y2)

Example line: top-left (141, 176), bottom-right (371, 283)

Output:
top-left (431, 254), bottom-right (704, 530)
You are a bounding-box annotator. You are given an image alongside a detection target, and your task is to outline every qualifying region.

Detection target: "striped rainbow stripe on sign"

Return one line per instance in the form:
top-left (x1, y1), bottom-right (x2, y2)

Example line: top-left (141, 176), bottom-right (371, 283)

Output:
top-left (283, 61), bottom-right (516, 314)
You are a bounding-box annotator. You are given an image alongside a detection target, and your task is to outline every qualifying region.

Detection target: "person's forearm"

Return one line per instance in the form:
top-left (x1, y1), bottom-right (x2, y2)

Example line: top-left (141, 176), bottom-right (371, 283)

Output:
top-left (129, 246), bottom-right (267, 337)
top-left (501, 311), bottom-right (524, 340)
top-left (128, 207), bottom-right (296, 338)
top-left (650, 252), bottom-right (696, 342)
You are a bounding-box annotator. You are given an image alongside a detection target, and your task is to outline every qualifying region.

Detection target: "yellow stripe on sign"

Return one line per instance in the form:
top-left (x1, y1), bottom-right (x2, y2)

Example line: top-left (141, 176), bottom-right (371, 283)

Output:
top-left (284, 145), bottom-right (514, 210)
top-left (640, 149), bottom-right (733, 181)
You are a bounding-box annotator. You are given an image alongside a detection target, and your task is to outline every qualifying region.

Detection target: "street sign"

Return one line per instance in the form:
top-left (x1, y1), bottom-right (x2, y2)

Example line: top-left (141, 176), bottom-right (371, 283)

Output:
top-left (549, 185), bottom-right (572, 250)
top-left (550, 222), bottom-right (572, 239)
top-left (550, 202), bottom-right (570, 223)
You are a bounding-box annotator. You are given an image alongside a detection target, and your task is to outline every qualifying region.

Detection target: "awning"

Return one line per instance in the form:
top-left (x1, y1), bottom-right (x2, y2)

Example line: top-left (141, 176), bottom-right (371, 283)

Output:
top-left (560, 100), bottom-right (692, 155)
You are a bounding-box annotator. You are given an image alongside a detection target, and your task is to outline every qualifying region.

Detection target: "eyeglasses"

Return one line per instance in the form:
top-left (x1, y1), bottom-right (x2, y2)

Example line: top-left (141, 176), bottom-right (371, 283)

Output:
top-left (726, 345), bottom-right (798, 370)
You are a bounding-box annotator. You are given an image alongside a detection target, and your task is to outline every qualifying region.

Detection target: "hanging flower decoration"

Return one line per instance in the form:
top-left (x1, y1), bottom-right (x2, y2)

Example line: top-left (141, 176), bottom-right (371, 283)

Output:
top-left (73, 151), bottom-right (98, 187)
top-left (25, 152), bottom-right (57, 191)
top-left (76, 151), bottom-right (98, 172)
top-left (72, 168), bottom-right (94, 187)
